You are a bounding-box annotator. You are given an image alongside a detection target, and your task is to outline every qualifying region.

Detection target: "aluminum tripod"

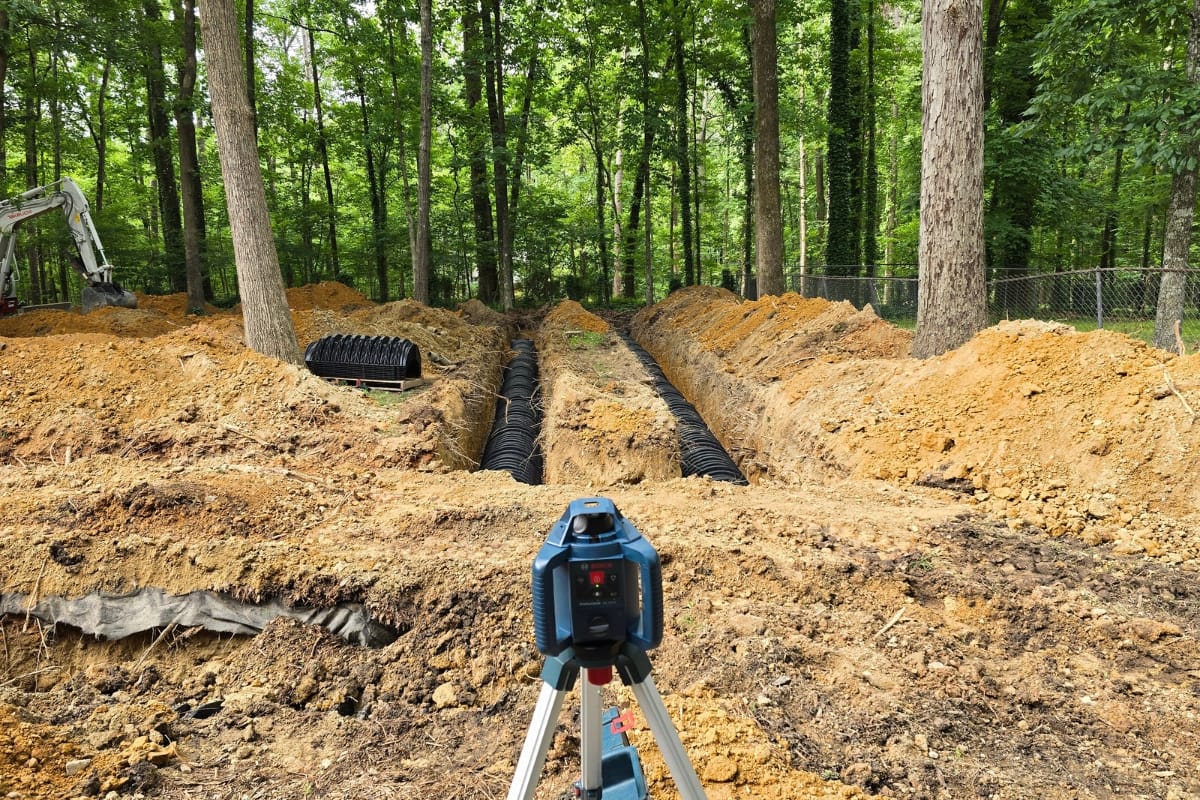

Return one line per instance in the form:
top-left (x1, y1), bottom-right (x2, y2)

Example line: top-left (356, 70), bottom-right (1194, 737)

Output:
top-left (505, 643), bottom-right (707, 800)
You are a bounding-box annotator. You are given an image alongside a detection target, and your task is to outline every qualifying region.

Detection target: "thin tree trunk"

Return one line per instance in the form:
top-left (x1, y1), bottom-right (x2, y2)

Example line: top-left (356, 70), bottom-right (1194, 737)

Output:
top-left (864, 0), bottom-right (879, 288)
top-left (612, 147), bottom-right (624, 297)
top-left (198, 0), bottom-right (300, 364)
top-left (481, 0), bottom-right (514, 309)
top-left (645, 143), bottom-right (654, 305)
top-left (752, 0), bottom-right (785, 297)
top-left (0, 8), bottom-right (9, 194)
top-left (245, 0), bottom-right (258, 138)
top-left (505, 0), bottom-right (542, 267)
top-left (798, 87), bottom-right (809, 296)
top-left (414, 0), bottom-right (433, 303)
top-left (385, 20), bottom-right (414, 297)
top-left (463, 0), bottom-right (497, 303)
top-left (177, 0), bottom-right (208, 312)
top-left (307, 23), bottom-right (340, 282)
top-left (356, 72), bottom-right (389, 302)
top-left (673, 0), bottom-right (695, 285)
top-left (24, 42), bottom-right (42, 304)
top-left (144, 0), bottom-right (185, 292)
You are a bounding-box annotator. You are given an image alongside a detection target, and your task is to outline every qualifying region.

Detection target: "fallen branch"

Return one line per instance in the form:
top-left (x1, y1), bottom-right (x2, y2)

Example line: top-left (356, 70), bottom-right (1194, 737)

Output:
top-left (23, 556), bottom-right (49, 632)
top-left (221, 423), bottom-right (272, 447)
top-left (133, 616), bottom-right (183, 671)
top-left (873, 605), bottom-right (908, 639)
top-left (1163, 369), bottom-right (1197, 420)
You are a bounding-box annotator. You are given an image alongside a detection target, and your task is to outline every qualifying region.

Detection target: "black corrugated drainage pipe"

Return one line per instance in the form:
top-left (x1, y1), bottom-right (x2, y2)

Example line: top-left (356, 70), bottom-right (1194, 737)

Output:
top-left (621, 334), bottom-right (748, 485)
top-left (479, 338), bottom-right (544, 484)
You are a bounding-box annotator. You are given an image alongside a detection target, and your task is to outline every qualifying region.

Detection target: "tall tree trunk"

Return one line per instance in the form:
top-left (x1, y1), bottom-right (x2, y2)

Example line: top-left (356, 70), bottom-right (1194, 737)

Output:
top-left (798, 87), bottom-right (809, 295)
top-left (197, 0), bottom-right (300, 364)
top-left (355, 72), bottom-right (389, 303)
top-left (1153, 0), bottom-right (1200, 351)
top-left (504, 0), bottom-right (542, 270)
top-left (673, 0), bottom-right (695, 286)
top-left (95, 60), bottom-right (110, 212)
top-left (307, 23), bottom-right (340, 283)
top-left (51, 21), bottom-right (66, 302)
top-left (24, 43), bottom-right (42, 304)
top-left (752, 0), bottom-right (784, 297)
top-left (462, 0), bottom-right (497, 303)
top-left (177, 0), bottom-right (208, 313)
top-left (612, 147), bottom-right (624, 297)
top-left (626, 0), bottom-right (655, 303)
top-left (864, 0), bottom-right (879, 290)
top-left (245, 0), bottom-right (257, 138)
top-left (384, 18), bottom-right (414, 297)
top-left (481, 0), bottom-right (513, 309)
top-left (913, 0), bottom-right (986, 358)
top-left (0, 8), bottom-right (9, 194)
top-left (144, 0), bottom-right (185, 292)
top-left (826, 0), bottom-right (855, 273)
top-left (414, 0), bottom-right (433, 303)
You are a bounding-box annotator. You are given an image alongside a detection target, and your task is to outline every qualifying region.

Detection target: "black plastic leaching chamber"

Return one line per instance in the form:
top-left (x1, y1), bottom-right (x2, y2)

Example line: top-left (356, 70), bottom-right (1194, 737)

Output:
top-left (303, 334), bottom-right (422, 387)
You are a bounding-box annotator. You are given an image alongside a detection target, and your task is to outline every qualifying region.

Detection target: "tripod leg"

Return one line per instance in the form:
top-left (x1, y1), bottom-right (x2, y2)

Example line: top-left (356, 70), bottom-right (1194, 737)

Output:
top-left (506, 682), bottom-right (568, 800)
top-left (629, 676), bottom-right (709, 800)
top-left (578, 671), bottom-right (604, 799)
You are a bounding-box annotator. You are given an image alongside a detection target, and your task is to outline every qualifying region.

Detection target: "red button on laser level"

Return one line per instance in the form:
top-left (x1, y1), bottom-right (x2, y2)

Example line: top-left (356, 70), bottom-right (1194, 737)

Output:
top-left (589, 569), bottom-right (606, 586)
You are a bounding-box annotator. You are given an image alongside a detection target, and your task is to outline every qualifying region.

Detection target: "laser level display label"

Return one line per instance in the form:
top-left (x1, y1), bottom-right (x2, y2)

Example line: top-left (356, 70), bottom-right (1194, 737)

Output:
top-left (571, 561), bottom-right (622, 605)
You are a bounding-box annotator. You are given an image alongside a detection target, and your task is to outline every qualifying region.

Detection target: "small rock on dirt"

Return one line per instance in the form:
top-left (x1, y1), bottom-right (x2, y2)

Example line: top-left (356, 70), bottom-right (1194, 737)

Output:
top-left (702, 755), bottom-right (738, 783)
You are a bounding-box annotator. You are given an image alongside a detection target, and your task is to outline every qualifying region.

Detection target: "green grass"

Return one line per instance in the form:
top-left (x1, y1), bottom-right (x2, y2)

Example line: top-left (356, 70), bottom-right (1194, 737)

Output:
top-left (567, 330), bottom-right (606, 349)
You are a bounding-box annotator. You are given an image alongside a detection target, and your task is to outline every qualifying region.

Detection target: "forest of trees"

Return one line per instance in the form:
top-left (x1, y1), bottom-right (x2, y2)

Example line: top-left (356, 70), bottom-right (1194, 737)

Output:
top-left (1, 0), bottom-right (1199, 337)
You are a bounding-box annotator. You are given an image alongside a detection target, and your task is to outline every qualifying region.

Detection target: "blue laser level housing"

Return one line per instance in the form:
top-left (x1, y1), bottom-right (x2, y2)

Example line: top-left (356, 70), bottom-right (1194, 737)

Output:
top-left (532, 498), bottom-right (663, 662)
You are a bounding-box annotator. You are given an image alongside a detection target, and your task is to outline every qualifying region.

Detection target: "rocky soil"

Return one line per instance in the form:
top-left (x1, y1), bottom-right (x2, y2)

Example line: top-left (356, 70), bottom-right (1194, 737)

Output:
top-left (0, 283), bottom-right (1196, 800)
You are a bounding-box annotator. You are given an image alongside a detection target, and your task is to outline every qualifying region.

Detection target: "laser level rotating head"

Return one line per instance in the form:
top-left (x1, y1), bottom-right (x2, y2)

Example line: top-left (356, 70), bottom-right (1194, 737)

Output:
top-left (532, 498), bottom-right (664, 666)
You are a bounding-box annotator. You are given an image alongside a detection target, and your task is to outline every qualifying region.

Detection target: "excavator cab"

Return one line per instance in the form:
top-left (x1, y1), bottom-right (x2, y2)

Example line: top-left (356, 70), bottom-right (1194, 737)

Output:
top-left (0, 177), bottom-right (137, 316)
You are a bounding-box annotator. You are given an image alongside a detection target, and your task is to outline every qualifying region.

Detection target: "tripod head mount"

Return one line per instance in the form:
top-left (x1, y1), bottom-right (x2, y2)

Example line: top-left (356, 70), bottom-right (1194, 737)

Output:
top-left (532, 498), bottom-right (663, 666)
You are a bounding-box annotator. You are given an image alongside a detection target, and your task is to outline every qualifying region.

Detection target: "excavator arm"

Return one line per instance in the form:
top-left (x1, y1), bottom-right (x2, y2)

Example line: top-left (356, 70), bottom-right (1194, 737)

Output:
top-left (0, 177), bottom-right (137, 315)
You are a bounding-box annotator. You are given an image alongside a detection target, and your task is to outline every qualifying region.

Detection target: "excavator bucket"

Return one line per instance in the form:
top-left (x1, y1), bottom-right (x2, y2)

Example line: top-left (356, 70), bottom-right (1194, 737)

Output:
top-left (81, 281), bottom-right (138, 314)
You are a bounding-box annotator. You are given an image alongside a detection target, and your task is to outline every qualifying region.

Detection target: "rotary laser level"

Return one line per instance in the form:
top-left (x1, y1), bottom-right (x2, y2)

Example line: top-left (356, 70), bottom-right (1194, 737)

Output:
top-left (506, 498), bottom-right (708, 800)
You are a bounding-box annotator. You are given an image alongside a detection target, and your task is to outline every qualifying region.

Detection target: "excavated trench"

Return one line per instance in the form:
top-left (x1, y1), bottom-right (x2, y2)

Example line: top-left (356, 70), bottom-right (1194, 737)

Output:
top-left (478, 338), bottom-right (544, 484)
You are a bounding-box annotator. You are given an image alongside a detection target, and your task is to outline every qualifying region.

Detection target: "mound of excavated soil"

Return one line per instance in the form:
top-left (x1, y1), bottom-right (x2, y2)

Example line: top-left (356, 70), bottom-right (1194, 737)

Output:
top-left (0, 283), bottom-right (1197, 800)
top-left (634, 287), bottom-right (1200, 565)
top-left (537, 301), bottom-right (679, 484)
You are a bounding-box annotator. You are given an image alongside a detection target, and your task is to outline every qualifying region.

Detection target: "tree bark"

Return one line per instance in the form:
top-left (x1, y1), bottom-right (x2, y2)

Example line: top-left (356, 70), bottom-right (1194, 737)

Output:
top-left (826, 0), bottom-right (855, 273)
top-left (384, 17), bottom-right (414, 298)
top-left (752, 0), bottom-right (784, 297)
top-left (673, 0), bottom-right (695, 286)
top-left (144, 0), bottom-right (185, 292)
top-left (245, 0), bottom-right (257, 138)
top-left (24, 42), bottom-right (42, 304)
top-left (481, 0), bottom-right (514, 309)
top-left (197, 0), bottom-right (301, 364)
top-left (176, 0), bottom-right (208, 313)
top-left (307, 23), bottom-right (341, 283)
top-left (0, 8), bottom-right (8, 194)
top-left (913, 0), bottom-right (987, 358)
top-left (414, 0), bottom-right (433, 303)
top-left (463, 0), bottom-right (498, 304)
top-left (1153, 0), bottom-right (1200, 351)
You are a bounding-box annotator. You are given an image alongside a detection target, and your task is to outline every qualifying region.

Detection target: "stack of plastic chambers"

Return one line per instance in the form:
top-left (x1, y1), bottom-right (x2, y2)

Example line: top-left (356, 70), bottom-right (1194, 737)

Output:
top-left (622, 334), bottom-right (747, 485)
top-left (479, 339), bottom-right (543, 484)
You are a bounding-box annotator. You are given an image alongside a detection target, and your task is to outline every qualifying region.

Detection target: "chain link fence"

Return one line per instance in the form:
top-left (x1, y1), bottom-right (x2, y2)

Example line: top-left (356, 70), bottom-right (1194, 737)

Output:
top-left (786, 267), bottom-right (1200, 340)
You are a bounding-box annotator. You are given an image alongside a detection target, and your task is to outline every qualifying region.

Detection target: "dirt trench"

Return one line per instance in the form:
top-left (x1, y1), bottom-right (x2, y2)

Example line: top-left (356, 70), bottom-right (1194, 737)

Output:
top-left (0, 285), bottom-right (1198, 800)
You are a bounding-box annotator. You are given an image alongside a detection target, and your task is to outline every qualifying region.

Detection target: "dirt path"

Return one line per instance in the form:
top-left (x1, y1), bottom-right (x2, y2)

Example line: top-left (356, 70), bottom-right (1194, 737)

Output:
top-left (0, 285), bottom-right (1196, 800)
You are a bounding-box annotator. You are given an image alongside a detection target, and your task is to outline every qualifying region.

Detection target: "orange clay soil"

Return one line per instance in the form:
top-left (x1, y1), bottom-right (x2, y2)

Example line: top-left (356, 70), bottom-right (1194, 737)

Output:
top-left (0, 283), bottom-right (1196, 800)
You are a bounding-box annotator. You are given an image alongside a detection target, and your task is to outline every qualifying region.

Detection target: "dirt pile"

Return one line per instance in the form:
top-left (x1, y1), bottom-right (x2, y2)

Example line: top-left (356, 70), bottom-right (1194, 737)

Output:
top-left (634, 287), bottom-right (1200, 565)
top-left (538, 300), bottom-right (679, 485)
top-left (0, 283), bottom-right (1197, 800)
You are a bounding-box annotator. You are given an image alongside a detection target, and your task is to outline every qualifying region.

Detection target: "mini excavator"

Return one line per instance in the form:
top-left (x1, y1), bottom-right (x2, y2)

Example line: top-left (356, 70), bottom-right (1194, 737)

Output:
top-left (0, 177), bottom-right (137, 315)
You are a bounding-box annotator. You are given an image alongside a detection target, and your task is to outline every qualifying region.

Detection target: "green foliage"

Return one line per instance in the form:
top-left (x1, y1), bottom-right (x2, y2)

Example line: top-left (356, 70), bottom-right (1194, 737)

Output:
top-left (0, 0), bottom-right (1194, 314)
